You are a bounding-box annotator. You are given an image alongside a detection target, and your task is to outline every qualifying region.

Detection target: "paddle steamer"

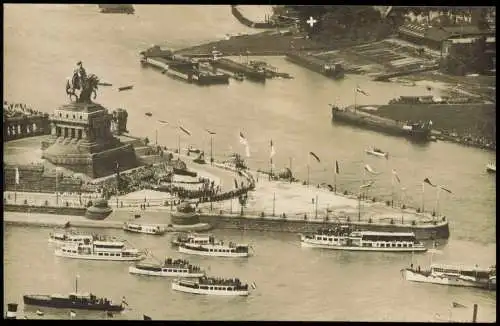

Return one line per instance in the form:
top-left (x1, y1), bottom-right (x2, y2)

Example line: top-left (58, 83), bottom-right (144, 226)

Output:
top-left (178, 235), bottom-right (250, 257)
top-left (300, 227), bottom-right (427, 252)
top-left (172, 276), bottom-right (251, 296)
top-left (402, 264), bottom-right (496, 290)
top-left (123, 222), bottom-right (166, 235)
top-left (54, 238), bottom-right (145, 261)
top-left (129, 257), bottom-right (205, 277)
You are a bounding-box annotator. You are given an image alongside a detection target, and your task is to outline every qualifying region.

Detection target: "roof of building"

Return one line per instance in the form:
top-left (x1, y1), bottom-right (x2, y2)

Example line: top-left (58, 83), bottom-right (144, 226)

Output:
top-left (58, 102), bottom-right (106, 113)
top-left (399, 23), bottom-right (495, 44)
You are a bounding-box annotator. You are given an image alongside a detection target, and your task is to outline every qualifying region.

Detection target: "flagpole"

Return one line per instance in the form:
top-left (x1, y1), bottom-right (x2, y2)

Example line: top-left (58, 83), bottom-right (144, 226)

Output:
top-left (333, 162), bottom-right (337, 194)
top-left (421, 182), bottom-right (425, 213)
top-left (210, 135), bottom-right (213, 165)
top-left (272, 192), bottom-right (276, 216)
top-left (435, 186), bottom-right (441, 218)
top-left (315, 195), bottom-right (318, 219)
top-left (177, 133), bottom-right (181, 158)
top-left (307, 164), bottom-right (310, 186)
top-left (401, 187), bottom-right (406, 224)
top-left (391, 172), bottom-right (394, 208)
top-left (289, 157), bottom-right (292, 183)
top-left (56, 169), bottom-right (59, 206)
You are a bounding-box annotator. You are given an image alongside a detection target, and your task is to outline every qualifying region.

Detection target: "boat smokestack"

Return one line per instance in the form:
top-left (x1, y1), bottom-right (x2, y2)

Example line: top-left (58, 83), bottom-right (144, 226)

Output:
top-left (6, 303), bottom-right (18, 319)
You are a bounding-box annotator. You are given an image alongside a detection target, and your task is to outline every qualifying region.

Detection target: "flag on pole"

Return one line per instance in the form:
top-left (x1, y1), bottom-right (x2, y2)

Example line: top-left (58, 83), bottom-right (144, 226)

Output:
top-left (69, 310), bottom-right (76, 318)
top-left (239, 132), bottom-right (250, 157)
top-left (270, 140), bottom-right (276, 158)
top-left (179, 126), bottom-right (191, 136)
top-left (205, 128), bottom-right (216, 135)
top-left (392, 169), bottom-right (401, 183)
top-left (355, 86), bottom-right (369, 96)
top-left (452, 301), bottom-right (467, 308)
top-left (439, 185), bottom-right (452, 194)
top-left (423, 178), bottom-right (436, 187)
top-left (360, 181), bottom-right (374, 189)
top-left (309, 152), bottom-right (321, 163)
top-left (364, 164), bottom-right (381, 175)
top-left (15, 167), bottom-right (20, 185)
top-left (335, 160), bottom-right (340, 174)
top-left (121, 296), bottom-right (128, 306)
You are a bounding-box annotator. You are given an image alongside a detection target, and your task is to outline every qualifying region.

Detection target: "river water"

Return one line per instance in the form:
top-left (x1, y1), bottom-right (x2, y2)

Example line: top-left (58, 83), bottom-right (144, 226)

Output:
top-left (3, 5), bottom-right (496, 321)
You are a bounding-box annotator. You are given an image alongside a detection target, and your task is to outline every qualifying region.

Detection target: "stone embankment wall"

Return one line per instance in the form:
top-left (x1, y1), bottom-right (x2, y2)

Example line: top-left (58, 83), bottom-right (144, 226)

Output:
top-left (3, 204), bottom-right (86, 216)
top-left (4, 164), bottom-right (84, 193)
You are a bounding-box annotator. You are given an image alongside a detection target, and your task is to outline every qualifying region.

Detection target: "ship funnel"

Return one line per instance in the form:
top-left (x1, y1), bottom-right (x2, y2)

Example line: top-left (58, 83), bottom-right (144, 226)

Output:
top-left (6, 303), bottom-right (18, 319)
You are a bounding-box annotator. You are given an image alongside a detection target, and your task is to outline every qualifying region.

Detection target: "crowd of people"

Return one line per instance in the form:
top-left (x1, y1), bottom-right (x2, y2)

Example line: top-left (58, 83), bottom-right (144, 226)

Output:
top-left (3, 101), bottom-right (44, 118)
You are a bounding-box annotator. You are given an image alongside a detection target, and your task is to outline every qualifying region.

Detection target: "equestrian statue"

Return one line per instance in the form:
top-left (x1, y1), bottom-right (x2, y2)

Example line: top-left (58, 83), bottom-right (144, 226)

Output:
top-left (65, 61), bottom-right (100, 103)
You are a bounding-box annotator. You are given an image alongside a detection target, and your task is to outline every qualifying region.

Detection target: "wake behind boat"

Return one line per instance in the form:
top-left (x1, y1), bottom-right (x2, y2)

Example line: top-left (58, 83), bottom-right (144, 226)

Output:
top-left (129, 257), bottom-right (205, 277)
top-left (365, 147), bottom-right (389, 159)
top-left (300, 227), bottom-right (427, 252)
top-left (171, 276), bottom-right (252, 296)
top-left (123, 222), bottom-right (166, 235)
top-left (178, 235), bottom-right (250, 257)
top-left (402, 263), bottom-right (496, 291)
top-left (23, 276), bottom-right (126, 311)
top-left (486, 162), bottom-right (496, 173)
top-left (54, 238), bottom-right (145, 261)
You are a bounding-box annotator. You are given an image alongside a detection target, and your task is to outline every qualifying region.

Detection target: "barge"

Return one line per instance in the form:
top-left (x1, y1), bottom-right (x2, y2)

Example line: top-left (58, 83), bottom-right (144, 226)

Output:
top-left (211, 58), bottom-right (267, 83)
top-left (330, 104), bottom-right (432, 142)
top-left (286, 52), bottom-right (344, 80)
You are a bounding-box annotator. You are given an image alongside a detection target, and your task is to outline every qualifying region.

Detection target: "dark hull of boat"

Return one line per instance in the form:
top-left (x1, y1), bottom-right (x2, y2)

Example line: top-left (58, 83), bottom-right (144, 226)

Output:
top-left (331, 108), bottom-right (431, 142)
top-left (173, 168), bottom-right (197, 177)
top-left (85, 207), bottom-right (113, 220)
top-left (23, 295), bottom-right (124, 312)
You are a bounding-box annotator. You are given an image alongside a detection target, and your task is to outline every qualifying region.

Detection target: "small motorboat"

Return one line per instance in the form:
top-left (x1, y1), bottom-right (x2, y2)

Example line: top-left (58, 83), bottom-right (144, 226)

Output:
top-left (145, 112), bottom-right (153, 117)
top-left (486, 162), bottom-right (496, 173)
top-left (365, 147), bottom-right (389, 159)
top-left (118, 85), bottom-right (133, 91)
top-left (123, 222), bottom-right (166, 235)
top-left (98, 82), bottom-right (113, 86)
top-left (36, 310), bottom-right (44, 316)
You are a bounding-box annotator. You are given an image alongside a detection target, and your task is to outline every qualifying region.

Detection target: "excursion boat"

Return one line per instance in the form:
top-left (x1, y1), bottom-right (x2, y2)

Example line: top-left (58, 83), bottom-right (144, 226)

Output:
top-left (486, 162), bottom-right (496, 173)
top-left (48, 231), bottom-right (124, 247)
top-left (185, 145), bottom-right (202, 155)
top-left (172, 276), bottom-right (251, 296)
top-left (300, 227), bottom-right (427, 252)
top-left (178, 235), bottom-right (250, 257)
top-left (402, 263), bottom-right (496, 291)
top-left (171, 233), bottom-right (211, 247)
top-left (23, 276), bottom-right (126, 311)
top-left (129, 257), bottom-right (205, 277)
top-left (365, 147), bottom-right (389, 159)
top-left (123, 222), bottom-right (166, 235)
top-left (54, 238), bottom-right (145, 261)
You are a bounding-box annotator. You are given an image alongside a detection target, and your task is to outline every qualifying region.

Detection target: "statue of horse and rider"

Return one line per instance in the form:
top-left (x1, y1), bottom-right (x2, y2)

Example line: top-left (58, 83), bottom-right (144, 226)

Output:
top-left (65, 61), bottom-right (100, 103)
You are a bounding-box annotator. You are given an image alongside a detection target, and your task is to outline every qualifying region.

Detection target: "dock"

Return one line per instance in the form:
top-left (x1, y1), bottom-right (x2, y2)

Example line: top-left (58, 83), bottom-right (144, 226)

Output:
top-left (286, 52), bottom-right (344, 80)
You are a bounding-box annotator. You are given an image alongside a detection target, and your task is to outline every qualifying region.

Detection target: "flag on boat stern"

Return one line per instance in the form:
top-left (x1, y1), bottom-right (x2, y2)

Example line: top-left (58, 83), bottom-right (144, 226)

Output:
top-left (335, 160), bottom-right (340, 174)
top-left (239, 132), bottom-right (250, 157)
top-left (360, 181), bottom-right (374, 189)
top-left (179, 126), bottom-right (191, 136)
top-left (143, 314), bottom-right (152, 320)
top-left (423, 178), bottom-right (436, 187)
top-left (355, 86), bottom-right (369, 96)
top-left (122, 296), bottom-right (128, 306)
top-left (452, 302), bottom-right (467, 308)
top-left (364, 164), bottom-right (381, 175)
top-left (15, 167), bottom-right (20, 185)
top-left (251, 282), bottom-right (257, 289)
top-left (69, 310), bottom-right (76, 318)
top-left (439, 185), bottom-right (452, 194)
top-left (309, 152), bottom-right (321, 163)
top-left (392, 169), bottom-right (401, 183)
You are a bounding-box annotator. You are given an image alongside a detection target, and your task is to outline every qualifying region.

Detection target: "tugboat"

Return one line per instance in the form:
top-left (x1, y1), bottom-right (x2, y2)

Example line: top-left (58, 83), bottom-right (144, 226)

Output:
top-left (123, 222), bottom-right (166, 235)
top-left (23, 276), bottom-right (126, 311)
top-left (85, 199), bottom-right (113, 220)
top-left (171, 276), bottom-right (254, 296)
top-left (178, 235), bottom-right (250, 257)
top-left (365, 147), bottom-right (389, 159)
top-left (401, 263), bottom-right (496, 291)
top-left (129, 257), bottom-right (205, 277)
top-left (300, 227), bottom-right (427, 252)
top-left (54, 238), bottom-right (145, 261)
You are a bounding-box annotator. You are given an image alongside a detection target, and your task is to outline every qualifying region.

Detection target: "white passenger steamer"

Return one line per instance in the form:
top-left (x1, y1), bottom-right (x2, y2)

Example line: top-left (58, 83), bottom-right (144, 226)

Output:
top-left (123, 222), bottom-right (166, 235)
top-left (178, 235), bottom-right (250, 257)
top-left (49, 231), bottom-right (124, 247)
top-left (402, 263), bottom-right (496, 290)
top-left (171, 276), bottom-right (251, 296)
top-left (54, 237), bottom-right (145, 261)
top-left (171, 233), bottom-right (211, 247)
top-left (300, 227), bottom-right (427, 252)
top-left (129, 257), bottom-right (205, 277)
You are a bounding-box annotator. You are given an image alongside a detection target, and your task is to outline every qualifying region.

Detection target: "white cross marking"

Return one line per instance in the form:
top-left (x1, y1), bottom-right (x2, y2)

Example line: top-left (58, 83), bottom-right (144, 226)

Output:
top-left (306, 16), bottom-right (317, 28)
